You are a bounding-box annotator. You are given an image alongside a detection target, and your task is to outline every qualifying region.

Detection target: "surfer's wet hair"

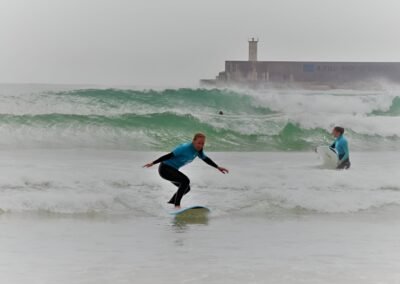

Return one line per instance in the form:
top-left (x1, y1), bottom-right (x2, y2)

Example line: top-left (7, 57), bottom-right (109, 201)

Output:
top-left (334, 126), bottom-right (345, 134)
top-left (193, 133), bottom-right (206, 141)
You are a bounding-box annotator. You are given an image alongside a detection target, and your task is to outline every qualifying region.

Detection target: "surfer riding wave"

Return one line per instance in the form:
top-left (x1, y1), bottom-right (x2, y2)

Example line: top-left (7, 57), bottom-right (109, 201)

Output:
top-left (143, 133), bottom-right (229, 208)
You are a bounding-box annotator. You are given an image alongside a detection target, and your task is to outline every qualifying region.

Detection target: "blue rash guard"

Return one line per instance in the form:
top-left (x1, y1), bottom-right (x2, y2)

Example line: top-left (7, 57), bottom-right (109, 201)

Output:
top-left (152, 142), bottom-right (219, 206)
top-left (163, 142), bottom-right (207, 170)
top-left (330, 135), bottom-right (350, 162)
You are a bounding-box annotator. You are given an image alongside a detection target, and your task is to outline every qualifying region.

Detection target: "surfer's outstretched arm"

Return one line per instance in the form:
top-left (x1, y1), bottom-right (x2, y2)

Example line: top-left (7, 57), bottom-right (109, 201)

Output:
top-left (143, 152), bottom-right (174, 168)
top-left (202, 156), bottom-right (218, 168)
top-left (200, 155), bottom-right (229, 174)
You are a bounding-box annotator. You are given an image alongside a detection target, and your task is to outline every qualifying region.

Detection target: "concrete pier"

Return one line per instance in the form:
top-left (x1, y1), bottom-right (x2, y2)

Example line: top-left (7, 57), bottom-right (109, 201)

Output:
top-left (201, 40), bottom-right (400, 89)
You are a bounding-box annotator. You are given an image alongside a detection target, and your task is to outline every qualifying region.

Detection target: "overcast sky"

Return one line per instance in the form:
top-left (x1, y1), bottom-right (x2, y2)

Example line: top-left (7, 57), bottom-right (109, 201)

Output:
top-left (1, 0), bottom-right (399, 87)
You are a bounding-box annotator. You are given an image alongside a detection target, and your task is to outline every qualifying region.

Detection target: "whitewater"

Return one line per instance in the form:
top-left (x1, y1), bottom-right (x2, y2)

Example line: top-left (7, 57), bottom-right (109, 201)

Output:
top-left (1, 84), bottom-right (400, 284)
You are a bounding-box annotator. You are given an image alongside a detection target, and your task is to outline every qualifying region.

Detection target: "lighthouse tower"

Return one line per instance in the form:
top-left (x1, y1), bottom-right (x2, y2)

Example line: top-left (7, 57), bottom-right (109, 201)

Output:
top-left (248, 37), bottom-right (258, 62)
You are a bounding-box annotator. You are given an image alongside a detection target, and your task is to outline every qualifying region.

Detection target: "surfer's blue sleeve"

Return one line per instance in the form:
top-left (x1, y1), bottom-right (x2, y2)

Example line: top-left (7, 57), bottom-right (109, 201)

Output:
top-left (152, 152), bottom-right (174, 164)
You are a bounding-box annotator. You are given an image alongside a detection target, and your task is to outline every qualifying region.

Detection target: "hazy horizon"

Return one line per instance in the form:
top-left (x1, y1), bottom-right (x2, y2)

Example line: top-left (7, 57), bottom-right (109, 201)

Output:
top-left (1, 0), bottom-right (400, 87)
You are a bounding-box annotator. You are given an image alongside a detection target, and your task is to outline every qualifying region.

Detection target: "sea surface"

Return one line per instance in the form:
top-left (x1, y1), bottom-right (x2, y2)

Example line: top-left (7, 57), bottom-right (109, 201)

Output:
top-left (1, 84), bottom-right (400, 283)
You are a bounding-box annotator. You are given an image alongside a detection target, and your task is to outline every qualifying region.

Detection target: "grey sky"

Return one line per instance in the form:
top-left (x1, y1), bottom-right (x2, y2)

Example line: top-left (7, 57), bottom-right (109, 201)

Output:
top-left (1, 0), bottom-right (399, 86)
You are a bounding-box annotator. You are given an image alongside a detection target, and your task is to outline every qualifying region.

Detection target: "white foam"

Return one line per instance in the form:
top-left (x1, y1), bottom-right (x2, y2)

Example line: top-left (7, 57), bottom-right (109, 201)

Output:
top-left (1, 150), bottom-right (399, 216)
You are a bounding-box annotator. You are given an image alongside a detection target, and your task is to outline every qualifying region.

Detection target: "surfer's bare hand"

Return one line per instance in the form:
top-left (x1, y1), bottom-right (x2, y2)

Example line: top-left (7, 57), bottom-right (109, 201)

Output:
top-left (218, 167), bottom-right (229, 174)
top-left (143, 162), bottom-right (154, 168)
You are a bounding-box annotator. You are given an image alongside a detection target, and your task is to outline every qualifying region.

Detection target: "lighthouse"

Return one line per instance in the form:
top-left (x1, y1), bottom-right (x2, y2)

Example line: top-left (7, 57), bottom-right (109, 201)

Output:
top-left (248, 37), bottom-right (258, 62)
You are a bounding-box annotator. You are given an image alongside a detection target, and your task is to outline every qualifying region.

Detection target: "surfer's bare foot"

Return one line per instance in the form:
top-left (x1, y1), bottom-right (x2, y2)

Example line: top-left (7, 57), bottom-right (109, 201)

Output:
top-left (174, 206), bottom-right (181, 209)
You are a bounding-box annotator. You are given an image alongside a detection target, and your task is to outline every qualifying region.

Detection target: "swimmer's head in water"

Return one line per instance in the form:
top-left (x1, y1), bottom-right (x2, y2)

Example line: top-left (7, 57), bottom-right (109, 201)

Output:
top-left (332, 126), bottom-right (344, 138)
top-left (192, 132), bottom-right (206, 151)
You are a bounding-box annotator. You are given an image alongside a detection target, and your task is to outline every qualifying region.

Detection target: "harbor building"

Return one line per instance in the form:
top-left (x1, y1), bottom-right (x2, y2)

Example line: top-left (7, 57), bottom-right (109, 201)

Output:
top-left (201, 39), bottom-right (400, 89)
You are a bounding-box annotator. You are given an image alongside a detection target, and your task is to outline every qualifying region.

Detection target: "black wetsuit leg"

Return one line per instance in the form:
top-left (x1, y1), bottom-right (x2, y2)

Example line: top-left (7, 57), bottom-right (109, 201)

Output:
top-left (337, 158), bottom-right (351, 169)
top-left (158, 163), bottom-right (191, 206)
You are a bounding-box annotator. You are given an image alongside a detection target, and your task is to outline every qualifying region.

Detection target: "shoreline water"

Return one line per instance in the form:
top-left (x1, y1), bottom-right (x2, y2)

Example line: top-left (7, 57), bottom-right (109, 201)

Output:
top-left (1, 208), bottom-right (400, 284)
top-left (0, 149), bottom-right (399, 283)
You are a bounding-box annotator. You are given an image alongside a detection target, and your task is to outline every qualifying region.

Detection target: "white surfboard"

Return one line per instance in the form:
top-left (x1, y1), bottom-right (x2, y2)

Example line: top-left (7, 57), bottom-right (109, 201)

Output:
top-left (316, 146), bottom-right (338, 169)
top-left (169, 205), bottom-right (210, 216)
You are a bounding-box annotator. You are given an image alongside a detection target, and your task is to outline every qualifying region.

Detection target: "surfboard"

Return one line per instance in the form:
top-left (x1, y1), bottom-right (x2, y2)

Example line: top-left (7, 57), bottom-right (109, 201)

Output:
top-left (169, 205), bottom-right (210, 216)
top-left (316, 146), bottom-right (338, 169)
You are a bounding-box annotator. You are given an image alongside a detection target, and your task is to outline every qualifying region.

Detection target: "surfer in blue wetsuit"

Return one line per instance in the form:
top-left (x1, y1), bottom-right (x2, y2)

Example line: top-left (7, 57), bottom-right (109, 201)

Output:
top-left (330, 126), bottom-right (351, 169)
top-left (143, 133), bottom-right (229, 208)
